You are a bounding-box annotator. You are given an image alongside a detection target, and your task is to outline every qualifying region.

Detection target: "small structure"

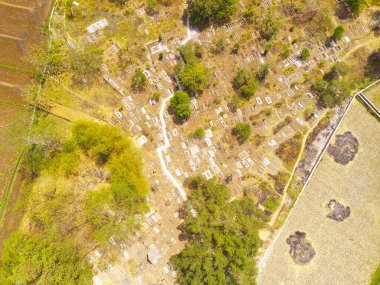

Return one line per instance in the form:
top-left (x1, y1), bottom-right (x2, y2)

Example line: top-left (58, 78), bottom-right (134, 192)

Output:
top-left (147, 244), bottom-right (162, 264)
top-left (87, 18), bottom-right (108, 33)
top-left (146, 41), bottom-right (165, 55)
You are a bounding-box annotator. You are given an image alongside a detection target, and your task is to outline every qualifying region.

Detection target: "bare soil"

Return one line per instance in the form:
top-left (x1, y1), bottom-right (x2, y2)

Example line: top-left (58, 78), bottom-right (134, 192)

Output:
top-left (0, 0), bottom-right (51, 247)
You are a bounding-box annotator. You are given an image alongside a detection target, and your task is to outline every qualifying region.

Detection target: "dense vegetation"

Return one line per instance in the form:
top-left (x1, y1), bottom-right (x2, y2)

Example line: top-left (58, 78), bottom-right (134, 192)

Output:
top-left (0, 119), bottom-right (149, 284)
top-left (30, 39), bottom-right (103, 85)
top-left (171, 177), bottom-right (268, 284)
top-left (175, 44), bottom-right (211, 95)
top-left (300, 48), bottom-right (310, 61)
top-left (0, 232), bottom-right (92, 285)
top-left (346, 0), bottom-right (368, 14)
top-left (131, 68), bottom-right (148, 91)
top-left (187, 0), bottom-right (238, 28)
top-left (170, 91), bottom-right (192, 120)
top-left (233, 123), bottom-right (251, 144)
top-left (312, 62), bottom-right (351, 107)
top-left (333, 26), bottom-right (345, 41)
top-left (234, 68), bottom-right (259, 100)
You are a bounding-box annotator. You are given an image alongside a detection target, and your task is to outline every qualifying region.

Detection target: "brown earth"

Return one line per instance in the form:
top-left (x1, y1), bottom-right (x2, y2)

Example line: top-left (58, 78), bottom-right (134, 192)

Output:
top-left (0, 0), bottom-right (52, 247)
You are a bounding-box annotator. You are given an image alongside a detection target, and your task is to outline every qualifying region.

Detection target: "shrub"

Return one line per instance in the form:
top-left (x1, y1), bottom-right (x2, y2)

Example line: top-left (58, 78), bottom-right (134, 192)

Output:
top-left (170, 91), bottom-right (192, 120)
top-left (233, 123), bottom-right (251, 143)
top-left (131, 68), bottom-right (147, 91)
top-left (333, 26), bottom-right (345, 41)
top-left (300, 48), bottom-right (310, 60)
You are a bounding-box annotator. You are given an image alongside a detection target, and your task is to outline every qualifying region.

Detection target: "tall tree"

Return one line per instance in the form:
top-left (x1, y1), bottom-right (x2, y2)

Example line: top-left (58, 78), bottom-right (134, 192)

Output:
top-left (171, 178), bottom-right (267, 285)
top-left (187, 0), bottom-right (238, 28)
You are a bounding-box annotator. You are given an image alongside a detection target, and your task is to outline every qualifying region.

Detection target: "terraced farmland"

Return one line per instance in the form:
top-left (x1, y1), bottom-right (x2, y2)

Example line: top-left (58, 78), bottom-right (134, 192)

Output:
top-left (0, 0), bottom-right (51, 244)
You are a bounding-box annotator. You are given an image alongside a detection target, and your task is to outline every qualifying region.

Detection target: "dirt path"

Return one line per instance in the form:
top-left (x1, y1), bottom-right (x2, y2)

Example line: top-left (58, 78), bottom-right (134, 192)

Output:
top-left (342, 36), bottom-right (380, 60)
top-left (0, 1), bottom-right (31, 10)
top-left (180, 15), bottom-right (199, 46)
top-left (156, 94), bottom-right (188, 201)
top-left (268, 113), bottom-right (325, 228)
top-left (0, 80), bottom-right (23, 89)
top-left (0, 33), bottom-right (22, 41)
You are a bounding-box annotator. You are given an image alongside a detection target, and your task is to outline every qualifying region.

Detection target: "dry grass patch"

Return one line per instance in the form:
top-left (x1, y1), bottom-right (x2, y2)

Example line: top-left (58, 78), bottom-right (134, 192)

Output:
top-left (259, 100), bottom-right (380, 285)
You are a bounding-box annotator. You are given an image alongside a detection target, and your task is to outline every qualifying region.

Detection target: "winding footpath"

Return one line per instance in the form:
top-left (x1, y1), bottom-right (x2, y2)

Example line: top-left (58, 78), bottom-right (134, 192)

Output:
top-left (156, 95), bottom-right (187, 201)
top-left (156, 15), bottom-right (199, 201)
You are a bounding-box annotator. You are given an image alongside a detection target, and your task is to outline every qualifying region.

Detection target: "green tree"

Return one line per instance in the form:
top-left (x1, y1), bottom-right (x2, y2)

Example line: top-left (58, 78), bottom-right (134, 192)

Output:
top-left (29, 40), bottom-right (66, 79)
top-left (333, 26), bottom-right (345, 41)
top-left (300, 48), bottom-right (310, 60)
top-left (324, 62), bottom-right (349, 81)
top-left (68, 45), bottom-right (103, 84)
top-left (73, 121), bottom-right (128, 164)
top-left (171, 177), bottom-right (267, 285)
top-left (346, 0), bottom-right (368, 14)
top-left (193, 128), bottom-right (205, 139)
top-left (231, 43), bottom-right (240, 54)
top-left (179, 43), bottom-right (202, 64)
top-left (170, 91), bottom-right (192, 120)
top-left (131, 68), bottom-right (147, 91)
top-left (187, 0), bottom-right (238, 28)
top-left (151, 92), bottom-right (161, 101)
top-left (312, 80), bottom-right (351, 108)
top-left (260, 10), bottom-right (282, 40)
top-left (256, 64), bottom-right (270, 81)
top-left (234, 68), bottom-right (259, 100)
top-left (233, 123), bottom-right (251, 143)
top-left (176, 63), bottom-right (210, 95)
top-left (0, 232), bottom-right (92, 285)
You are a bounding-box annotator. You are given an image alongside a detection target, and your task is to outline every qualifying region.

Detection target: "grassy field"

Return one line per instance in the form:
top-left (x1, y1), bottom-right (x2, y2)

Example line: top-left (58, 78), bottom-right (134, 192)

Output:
top-left (259, 99), bottom-right (380, 285)
top-left (364, 83), bottom-right (380, 110)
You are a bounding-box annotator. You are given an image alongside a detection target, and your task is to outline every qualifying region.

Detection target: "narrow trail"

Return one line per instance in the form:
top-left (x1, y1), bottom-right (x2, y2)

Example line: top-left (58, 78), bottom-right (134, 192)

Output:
top-left (181, 15), bottom-right (199, 46)
top-left (0, 33), bottom-right (22, 41)
top-left (156, 95), bottom-right (187, 201)
top-left (156, 15), bottom-right (198, 202)
top-left (0, 1), bottom-right (31, 10)
top-left (342, 37), bottom-right (380, 60)
top-left (0, 81), bottom-right (23, 89)
top-left (268, 113), bottom-right (326, 228)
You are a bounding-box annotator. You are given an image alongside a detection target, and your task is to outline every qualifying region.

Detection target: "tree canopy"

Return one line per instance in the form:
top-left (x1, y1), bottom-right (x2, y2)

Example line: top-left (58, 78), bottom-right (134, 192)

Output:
top-left (171, 177), bottom-right (267, 285)
top-left (234, 68), bottom-right (259, 100)
top-left (233, 123), bottom-right (251, 143)
top-left (0, 232), bottom-right (92, 285)
top-left (312, 62), bottom-right (351, 107)
top-left (259, 10), bottom-right (282, 40)
top-left (187, 0), bottom-right (238, 28)
top-left (300, 48), bottom-right (310, 60)
top-left (170, 91), bottom-right (192, 120)
top-left (131, 68), bottom-right (147, 91)
top-left (177, 63), bottom-right (210, 95)
top-left (175, 44), bottom-right (210, 95)
top-left (324, 62), bottom-right (349, 81)
top-left (333, 26), bottom-right (345, 41)
top-left (312, 79), bottom-right (351, 108)
top-left (0, 120), bottom-right (150, 282)
top-left (68, 45), bottom-right (103, 84)
top-left (346, 0), bottom-right (368, 14)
